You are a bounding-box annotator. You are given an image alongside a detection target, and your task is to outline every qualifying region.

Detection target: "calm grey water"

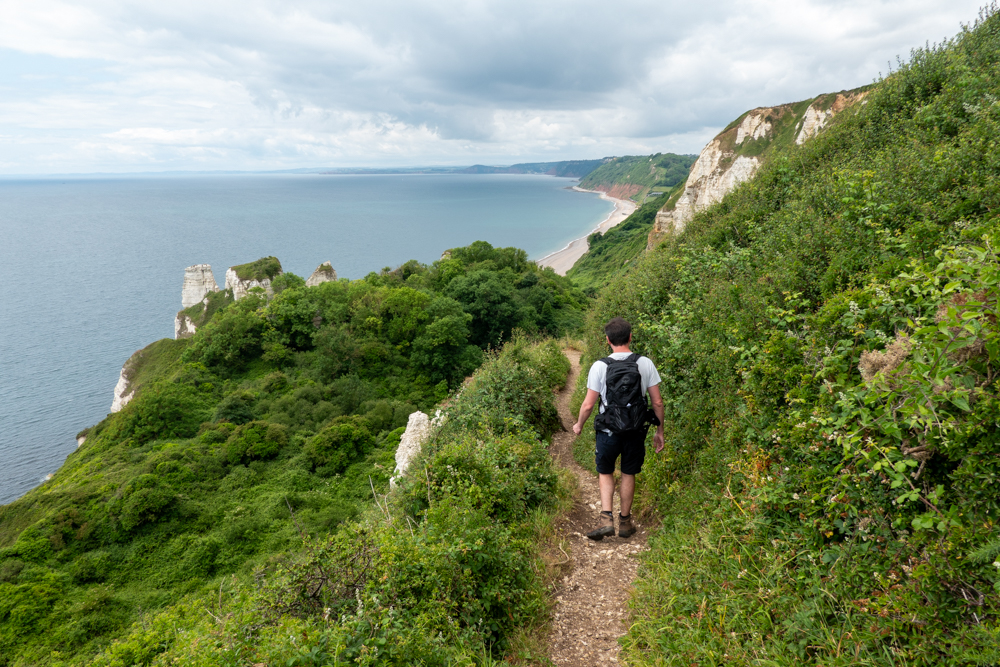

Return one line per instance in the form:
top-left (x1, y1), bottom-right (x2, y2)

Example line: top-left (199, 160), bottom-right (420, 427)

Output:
top-left (0, 173), bottom-right (611, 505)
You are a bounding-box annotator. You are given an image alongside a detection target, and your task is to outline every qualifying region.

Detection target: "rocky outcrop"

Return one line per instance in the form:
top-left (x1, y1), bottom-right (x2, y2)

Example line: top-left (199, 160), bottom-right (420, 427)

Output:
top-left (649, 133), bottom-right (764, 247)
top-left (736, 113), bottom-right (772, 144)
top-left (110, 363), bottom-right (136, 413)
top-left (390, 410), bottom-right (446, 487)
top-left (795, 90), bottom-right (868, 144)
top-left (306, 261), bottom-right (337, 287)
top-left (391, 412), bottom-right (431, 487)
top-left (225, 268), bottom-right (274, 301)
top-left (647, 88), bottom-right (867, 250)
top-left (174, 313), bottom-right (198, 339)
top-left (181, 264), bottom-right (219, 309)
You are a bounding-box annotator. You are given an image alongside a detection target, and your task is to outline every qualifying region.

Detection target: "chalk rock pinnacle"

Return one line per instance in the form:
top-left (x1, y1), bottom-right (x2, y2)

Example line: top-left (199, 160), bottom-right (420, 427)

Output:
top-left (181, 264), bottom-right (219, 309)
top-left (226, 268), bottom-right (273, 301)
top-left (306, 261), bottom-right (337, 287)
top-left (390, 410), bottom-right (447, 487)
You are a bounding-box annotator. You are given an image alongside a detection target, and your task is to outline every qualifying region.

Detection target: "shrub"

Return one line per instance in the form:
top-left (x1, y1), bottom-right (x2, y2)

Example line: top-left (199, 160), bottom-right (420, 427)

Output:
top-left (116, 474), bottom-right (176, 532)
top-left (107, 383), bottom-right (208, 445)
top-left (442, 334), bottom-right (563, 438)
top-left (271, 272), bottom-right (305, 294)
top-left (303, 419), bottom-right (374, 474)
top-left (225, 421), bottom-right (289, 465)
top-left (213, 391), bottom-right (256, 424)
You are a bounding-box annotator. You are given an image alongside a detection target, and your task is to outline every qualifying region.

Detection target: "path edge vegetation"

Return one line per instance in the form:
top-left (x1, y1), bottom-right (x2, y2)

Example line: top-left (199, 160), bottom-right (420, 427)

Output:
top-left (580, 8), bottom-right (1000, 665)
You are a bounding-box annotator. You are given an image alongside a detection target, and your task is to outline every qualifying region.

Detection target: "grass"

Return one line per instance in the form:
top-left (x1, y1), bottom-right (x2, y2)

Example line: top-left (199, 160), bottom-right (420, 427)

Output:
top-left (231, 256), bottom-right (282, 282)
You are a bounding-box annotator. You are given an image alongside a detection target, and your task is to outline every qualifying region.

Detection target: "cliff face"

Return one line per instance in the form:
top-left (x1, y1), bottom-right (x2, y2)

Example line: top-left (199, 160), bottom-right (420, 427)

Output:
top-left (225, 257), bottom-right (283, 301)
top-left (175, 264), bottom-right (234, 340)
top-left (226, 268), bottom-right (273, 301)
top-left (181, 264), bottom-right (219, 309)
top-left (109, 364), bottom-right (136, 413)
top-left (306, 261), bottom-right (338, 287)
top-left (647, 89), bottom-right (867, 249)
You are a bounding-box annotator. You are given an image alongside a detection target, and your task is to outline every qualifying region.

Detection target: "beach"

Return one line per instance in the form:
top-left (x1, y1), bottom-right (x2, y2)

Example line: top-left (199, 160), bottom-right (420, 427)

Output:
top-left (536, 187), bottom-right (638, 275)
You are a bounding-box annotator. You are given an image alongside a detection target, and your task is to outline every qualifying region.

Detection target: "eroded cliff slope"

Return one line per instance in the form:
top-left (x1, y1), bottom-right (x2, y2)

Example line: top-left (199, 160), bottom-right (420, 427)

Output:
top-left (647, 89), bottom-right (868, 248)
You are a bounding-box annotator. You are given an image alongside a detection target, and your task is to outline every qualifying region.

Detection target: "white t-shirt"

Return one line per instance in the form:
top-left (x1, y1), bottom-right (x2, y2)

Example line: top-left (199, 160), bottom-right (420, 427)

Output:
top-left (587, 352), bottom-right (662, 416)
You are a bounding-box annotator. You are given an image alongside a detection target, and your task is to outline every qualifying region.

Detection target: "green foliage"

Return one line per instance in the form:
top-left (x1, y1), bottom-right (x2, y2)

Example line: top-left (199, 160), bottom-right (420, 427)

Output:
top-left (0, 240), bottom-right (581, 666)
top-left (441, 334), bottom-right (568, 439)
top-left (179, 288), bottom-right (234, 330)
top-left (106, 383), bottom-right (209, 445)
top-left (303, 420), bottom-right (374, 474)
top-left (580, 10), bottom-right (1000, 664)
top-left (226, 421), bottom-right (289, 465)
top-left (568, 191), bottom-right (675, 290)
top-left (271, 272), bottom-right (306, 294)
top-left (80, 338), bottom-right (567, 666)
top-left (232, 256), bottom-right (283, 282)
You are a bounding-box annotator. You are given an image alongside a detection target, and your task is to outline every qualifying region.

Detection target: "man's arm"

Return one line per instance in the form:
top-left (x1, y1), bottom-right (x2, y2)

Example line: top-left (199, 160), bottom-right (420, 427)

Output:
top-left (647, 384), bottom-right (665, 453)
top-left (573, 389), bottom-right (601, 435)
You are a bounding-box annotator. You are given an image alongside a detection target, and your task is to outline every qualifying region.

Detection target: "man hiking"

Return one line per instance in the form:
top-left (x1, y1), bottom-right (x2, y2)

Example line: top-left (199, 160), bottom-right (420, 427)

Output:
top-left (573, 317), bottom-right (664, 540)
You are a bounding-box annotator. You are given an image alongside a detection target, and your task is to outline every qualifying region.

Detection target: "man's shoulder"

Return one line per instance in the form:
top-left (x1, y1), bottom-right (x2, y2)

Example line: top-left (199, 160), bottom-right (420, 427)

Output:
top-left (637, 355), bottom-right (661, 373)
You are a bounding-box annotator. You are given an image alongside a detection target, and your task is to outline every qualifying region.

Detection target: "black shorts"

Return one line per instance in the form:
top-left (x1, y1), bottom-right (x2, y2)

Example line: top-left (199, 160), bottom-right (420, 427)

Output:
top-left (595, 429), bottom-right (646, 475)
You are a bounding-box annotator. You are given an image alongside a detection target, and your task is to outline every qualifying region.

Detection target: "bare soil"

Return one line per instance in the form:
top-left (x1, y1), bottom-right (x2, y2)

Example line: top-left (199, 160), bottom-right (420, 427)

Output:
top-left (546, 349), bottom-right (649, 666)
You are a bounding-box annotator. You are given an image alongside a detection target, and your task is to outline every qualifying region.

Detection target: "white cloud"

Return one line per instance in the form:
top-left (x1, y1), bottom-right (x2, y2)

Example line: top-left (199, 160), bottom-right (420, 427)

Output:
top-left (0, 0), bottom-right (986, 172)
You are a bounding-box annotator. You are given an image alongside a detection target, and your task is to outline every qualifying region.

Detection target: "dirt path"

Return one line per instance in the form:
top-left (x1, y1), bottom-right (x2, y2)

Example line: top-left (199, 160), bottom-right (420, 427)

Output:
top-left (546, 349), bottom-right (649, 666)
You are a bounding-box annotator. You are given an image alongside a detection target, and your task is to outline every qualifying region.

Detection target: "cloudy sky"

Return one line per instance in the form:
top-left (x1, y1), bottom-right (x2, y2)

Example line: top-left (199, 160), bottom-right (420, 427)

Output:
top-left (0, 0), bottom-right (986, 173)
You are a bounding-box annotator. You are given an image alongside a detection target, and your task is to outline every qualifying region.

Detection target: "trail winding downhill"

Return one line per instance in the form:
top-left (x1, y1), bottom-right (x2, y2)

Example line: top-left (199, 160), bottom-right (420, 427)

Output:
top-left (546, 349), bottom-right (651, 666)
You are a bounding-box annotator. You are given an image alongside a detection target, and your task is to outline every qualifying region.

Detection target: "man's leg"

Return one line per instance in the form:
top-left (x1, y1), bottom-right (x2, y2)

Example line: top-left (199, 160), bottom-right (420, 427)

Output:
top-left (599, 473), bottom-right (616, 512)
top-left (617, 431), bottom-right (645, 538)
top-left (588, 432), bottom-right (620, 541)
top-left (619, 473), bottom-right (635, 516)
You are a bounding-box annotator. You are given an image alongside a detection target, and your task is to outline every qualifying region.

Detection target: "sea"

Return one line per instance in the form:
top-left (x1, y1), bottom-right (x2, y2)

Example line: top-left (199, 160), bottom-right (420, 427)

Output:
top-left (0, 173), bottom-right (612, 505)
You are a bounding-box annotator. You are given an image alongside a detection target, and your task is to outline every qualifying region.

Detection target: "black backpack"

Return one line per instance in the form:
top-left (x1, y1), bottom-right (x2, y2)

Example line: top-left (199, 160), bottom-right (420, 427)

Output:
top-left (595, 353), bottom-right (654, 434)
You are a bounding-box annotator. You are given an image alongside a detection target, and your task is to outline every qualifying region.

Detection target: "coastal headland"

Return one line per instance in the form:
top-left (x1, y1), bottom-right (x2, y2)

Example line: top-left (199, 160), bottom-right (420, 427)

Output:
top-left (536, 187), bottom-right (637, 275)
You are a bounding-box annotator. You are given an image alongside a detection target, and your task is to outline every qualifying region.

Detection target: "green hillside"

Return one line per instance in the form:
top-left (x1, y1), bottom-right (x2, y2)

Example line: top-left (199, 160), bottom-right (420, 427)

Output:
top-left (566, 187), bottom-right (679, 291)
top-left (578, 152), bottom-right (695, 202)
top-left (578, 10), bottom-right (1000, 664)
top-left (0, 243), bottom-right (583, 665)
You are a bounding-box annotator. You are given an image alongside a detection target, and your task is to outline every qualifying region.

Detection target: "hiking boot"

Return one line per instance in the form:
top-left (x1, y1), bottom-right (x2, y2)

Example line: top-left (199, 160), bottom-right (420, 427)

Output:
top-left (618, 513), bottom-right (636, 538)
top-left (586, 511), bottom-right (615, 541)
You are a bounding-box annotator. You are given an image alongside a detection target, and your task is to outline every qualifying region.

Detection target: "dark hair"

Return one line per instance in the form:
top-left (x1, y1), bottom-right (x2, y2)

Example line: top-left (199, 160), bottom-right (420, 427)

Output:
top-left (604, 317), bottom-right (631, 346)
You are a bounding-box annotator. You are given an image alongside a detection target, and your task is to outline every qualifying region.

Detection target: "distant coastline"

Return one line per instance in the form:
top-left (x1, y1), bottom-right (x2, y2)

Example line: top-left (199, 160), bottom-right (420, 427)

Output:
top-left (536, 187), bottom-right (637, 275)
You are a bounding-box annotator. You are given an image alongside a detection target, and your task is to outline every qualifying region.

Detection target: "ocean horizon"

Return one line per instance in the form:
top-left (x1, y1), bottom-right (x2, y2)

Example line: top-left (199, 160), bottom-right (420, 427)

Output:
top-left (0, 173), bottom-right (612, 505)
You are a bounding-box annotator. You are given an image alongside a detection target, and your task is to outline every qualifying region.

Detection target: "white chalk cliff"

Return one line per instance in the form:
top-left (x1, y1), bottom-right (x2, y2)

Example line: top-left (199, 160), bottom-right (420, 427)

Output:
top-left (649, 111), bottom-right (769, 243)
top-left (181, 264), bottom-right (219, 309)
top-left (795, 91), bottom-right (867, 145)
top-left (226, 268), bottom-right (274, 301)
top-left (175, 312), bottom-right (198, 339)
top-left (306, 261), bottom-right (337, 287)
top-left (110, 361), bottom-right (136, 413)
top-left (647, 89), bottom-right (867, 249)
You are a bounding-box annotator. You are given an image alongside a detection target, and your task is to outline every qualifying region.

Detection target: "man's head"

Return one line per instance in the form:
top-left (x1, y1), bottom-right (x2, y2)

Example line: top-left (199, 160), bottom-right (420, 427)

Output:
top-left (604, 317), bottom-right (632, 346)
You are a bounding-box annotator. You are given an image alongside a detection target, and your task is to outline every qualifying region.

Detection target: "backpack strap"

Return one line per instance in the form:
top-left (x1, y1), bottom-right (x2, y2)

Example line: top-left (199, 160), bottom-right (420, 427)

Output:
top-left (597, 357), bottom-right (612, 408)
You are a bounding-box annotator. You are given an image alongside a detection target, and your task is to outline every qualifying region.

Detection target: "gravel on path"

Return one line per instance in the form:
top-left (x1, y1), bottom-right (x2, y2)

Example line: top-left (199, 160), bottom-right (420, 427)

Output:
top-left (546, 349), bottom-right (650, 667)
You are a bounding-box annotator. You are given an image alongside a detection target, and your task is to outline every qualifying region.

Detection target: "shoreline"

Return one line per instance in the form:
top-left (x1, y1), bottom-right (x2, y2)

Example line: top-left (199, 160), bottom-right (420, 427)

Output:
top-left (536, 187), bottom-right (638, 276)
